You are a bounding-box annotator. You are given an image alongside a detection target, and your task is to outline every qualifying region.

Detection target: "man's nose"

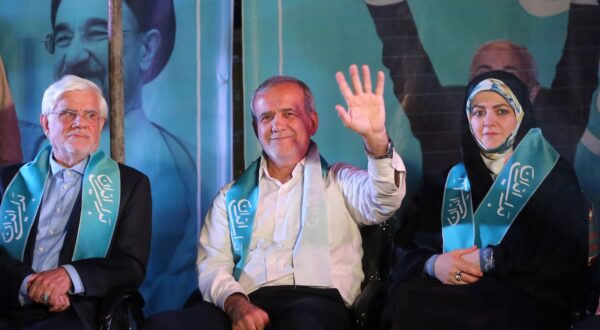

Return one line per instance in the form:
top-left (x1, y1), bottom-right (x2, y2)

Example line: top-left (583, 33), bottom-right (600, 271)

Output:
top-left (62, 36), bottom-right (94, 66)
top-left (71, 114), bottom-right (88, 128)
top-left (271, 114), bottom-right (286, 130)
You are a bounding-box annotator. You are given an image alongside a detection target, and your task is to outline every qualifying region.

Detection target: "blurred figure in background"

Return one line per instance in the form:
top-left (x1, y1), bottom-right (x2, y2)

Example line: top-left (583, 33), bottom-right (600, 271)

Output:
top-left (0, 55), bottom-right (23, 165)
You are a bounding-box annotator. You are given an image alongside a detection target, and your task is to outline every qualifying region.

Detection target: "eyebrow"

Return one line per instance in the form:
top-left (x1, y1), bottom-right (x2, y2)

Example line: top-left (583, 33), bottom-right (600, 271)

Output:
top-left (502, 65), bottom-right (518, 72)
top-left (472, 103), bottom-right (510, 109)
top-left (85, 18), bottom-right (109, 28)
top-left (54, 22), bottom-right (71, 32)
top-left (58, 108), bottom-right (100, 113)
top-left (278, 107), bottom-right (296, 112)
top-left (255, 109), bottom-right (273, 117)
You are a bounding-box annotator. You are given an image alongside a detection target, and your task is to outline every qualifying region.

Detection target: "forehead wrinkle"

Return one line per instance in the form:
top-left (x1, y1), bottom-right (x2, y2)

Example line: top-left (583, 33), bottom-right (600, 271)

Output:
top-left (256, 106), bottom-right (294, 117)
top-left (277, 106), bottom-right (295, 112)
top-left (59, 107), bottom-right (100, 113)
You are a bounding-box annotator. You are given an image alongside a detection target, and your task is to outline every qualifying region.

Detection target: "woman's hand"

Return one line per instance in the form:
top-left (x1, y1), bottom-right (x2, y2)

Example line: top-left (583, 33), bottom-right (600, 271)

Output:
top-left (434, 246), bottom-right (483, 285)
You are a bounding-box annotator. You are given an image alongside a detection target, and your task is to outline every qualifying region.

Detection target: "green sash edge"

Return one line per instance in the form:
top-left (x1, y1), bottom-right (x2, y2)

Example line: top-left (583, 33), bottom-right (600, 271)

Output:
top-left (0, 145), bottom-right (121, 261)
top-left (441, 162), bottom-right (476, 253)
top-left (225, 155), bottom-right (329, 280)
top-left (442, 129), bottom-right (559, 252)
top-left (72, 150), bottom-right (121, 260)
top-left (0, 146), bottom-right (50, 260)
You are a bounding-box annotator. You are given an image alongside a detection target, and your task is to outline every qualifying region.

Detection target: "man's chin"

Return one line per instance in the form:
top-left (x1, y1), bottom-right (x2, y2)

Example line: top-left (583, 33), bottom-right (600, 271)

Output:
top-left (65, 143), bottom-right (97, 157)
top-left (265, 151), bottom-right (306, 166)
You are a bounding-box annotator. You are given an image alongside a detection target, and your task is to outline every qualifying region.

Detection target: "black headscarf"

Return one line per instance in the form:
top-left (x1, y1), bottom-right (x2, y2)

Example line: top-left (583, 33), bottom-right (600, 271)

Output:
top-left (461, 70), bottom-right (537, 210)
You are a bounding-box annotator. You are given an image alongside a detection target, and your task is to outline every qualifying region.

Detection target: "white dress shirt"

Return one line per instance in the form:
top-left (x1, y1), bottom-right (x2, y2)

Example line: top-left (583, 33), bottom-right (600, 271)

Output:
top-left (197, 149), bottom-right (406, 310)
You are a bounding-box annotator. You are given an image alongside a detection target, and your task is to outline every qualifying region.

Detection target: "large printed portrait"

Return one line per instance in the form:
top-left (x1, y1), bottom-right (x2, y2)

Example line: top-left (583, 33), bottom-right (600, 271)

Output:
top-left (0, 0), bottom-right (232, 313)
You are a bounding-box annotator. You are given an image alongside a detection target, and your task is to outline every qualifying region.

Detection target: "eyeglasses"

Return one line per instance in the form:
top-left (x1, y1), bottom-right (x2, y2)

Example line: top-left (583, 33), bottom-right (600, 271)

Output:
top-left (47, 109), bottom-right (102, 123)
top-left (45, 28), bottom-right (135, 54)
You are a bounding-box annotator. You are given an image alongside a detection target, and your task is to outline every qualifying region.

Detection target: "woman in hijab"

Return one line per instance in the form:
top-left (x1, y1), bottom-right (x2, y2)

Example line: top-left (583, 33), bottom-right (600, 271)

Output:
top-left (382, 71), bottom-right (590, 330)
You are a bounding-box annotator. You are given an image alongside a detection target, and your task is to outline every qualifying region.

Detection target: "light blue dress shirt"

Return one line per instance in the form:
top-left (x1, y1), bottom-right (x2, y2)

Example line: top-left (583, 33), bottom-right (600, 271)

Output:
top-left (19, 155), bottom-right (88, 305)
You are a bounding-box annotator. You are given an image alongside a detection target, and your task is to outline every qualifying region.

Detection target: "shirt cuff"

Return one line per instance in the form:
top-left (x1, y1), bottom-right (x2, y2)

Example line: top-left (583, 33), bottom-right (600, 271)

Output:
top-left (19, 275), bottom-right (33, 306)
top-left (479, 247), bottom-right (495, 273)
top-left (368, 150), bottom-right (406, 182)
top-left (423, 254), bottom-right (439, 278)
top-left (216, 288), bottom-right (248, 311)
top-left (62, 264), bottom-right (84, 295)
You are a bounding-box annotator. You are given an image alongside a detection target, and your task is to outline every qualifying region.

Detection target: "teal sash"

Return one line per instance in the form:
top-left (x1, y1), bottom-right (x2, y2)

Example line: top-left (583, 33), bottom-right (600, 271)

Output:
top-left (1, 145), bottom-right (121, 261)
top-left (441, 129), bottom-right (559, 252)
top-left (226, 150), bottom-right (329, 280)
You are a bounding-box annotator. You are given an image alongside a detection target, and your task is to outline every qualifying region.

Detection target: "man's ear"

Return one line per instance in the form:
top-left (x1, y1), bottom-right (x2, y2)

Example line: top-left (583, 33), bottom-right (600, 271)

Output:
top-left (528, 83), bottom-right (541, 103)
top-left (309, 111), bottom-right (319, 135)
top-left (139, 29), bottom-right (161, 74)
top-left (40, 114), bottom-right (50, 136)
top-left (252, 118), bottom-right (258, 137)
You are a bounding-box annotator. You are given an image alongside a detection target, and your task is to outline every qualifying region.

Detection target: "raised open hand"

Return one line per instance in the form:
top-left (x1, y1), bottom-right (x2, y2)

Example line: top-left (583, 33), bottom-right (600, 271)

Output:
top-left (335, 64), bottom-right (388, 155)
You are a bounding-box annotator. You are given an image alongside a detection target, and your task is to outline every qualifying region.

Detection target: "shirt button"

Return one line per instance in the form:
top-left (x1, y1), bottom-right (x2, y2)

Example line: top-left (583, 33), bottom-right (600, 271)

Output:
top-left (56, 208), bottom-right (61, 212)
top-left (49, 230), bottom-right (54, 235)
top-left (62, 185), bottom-right (68, 190)
top-left (38, 247), bottom-right (44, 252)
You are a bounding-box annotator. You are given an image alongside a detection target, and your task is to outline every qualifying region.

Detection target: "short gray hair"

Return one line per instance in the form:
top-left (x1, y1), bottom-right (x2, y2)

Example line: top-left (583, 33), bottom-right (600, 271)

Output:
top-left (251, 76), bottom-right (316, 118)
top-left (41, 75), bottom-right (108, 117)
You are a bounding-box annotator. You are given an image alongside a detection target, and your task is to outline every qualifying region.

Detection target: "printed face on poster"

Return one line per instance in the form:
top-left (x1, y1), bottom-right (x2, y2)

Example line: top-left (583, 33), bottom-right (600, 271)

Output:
top-left (0, 0), bottom-right (232, 314)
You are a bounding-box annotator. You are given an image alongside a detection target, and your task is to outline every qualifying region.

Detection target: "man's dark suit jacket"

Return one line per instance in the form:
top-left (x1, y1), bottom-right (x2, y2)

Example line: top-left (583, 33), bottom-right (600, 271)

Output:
top-left (0, 161), bottom-right (152, 330)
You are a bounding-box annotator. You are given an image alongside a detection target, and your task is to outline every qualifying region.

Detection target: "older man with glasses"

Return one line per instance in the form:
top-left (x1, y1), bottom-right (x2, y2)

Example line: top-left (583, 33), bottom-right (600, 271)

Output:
top-left (0, 75), bottom-right (151, 329)
top-left (39, 0), bottom-right (198, 314)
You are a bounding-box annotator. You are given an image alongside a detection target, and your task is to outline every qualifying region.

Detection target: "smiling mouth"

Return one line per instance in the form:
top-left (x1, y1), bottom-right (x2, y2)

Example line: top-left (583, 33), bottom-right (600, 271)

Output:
top-left (68, 133), bottom-right (89, 139)
top-left (271, 136), bottom-right (293, 140)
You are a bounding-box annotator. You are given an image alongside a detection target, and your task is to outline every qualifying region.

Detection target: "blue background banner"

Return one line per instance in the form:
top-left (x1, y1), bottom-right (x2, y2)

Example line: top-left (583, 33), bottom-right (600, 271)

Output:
top-left (243, 0), bottom-right (600, 213)
top-left (242, 0), bottom-right (422, 194)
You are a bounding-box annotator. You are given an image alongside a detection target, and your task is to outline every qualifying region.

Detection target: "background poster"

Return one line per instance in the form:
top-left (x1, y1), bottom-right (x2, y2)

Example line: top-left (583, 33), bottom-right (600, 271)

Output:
top-left (0, 0), bottom-right (232, 313)
top-left (243, 0), bottom-right (600, 215)
top-left (242, 0), bottom-right (422, 198)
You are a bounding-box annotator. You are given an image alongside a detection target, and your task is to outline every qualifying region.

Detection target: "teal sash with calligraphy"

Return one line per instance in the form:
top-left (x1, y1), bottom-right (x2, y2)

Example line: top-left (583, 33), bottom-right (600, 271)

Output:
top-left (226, 143), bottom-right (330, 282)
top-left (441, 129), bottom-right (559, 252)
top-left (0, 145), bottom-right (121, 261)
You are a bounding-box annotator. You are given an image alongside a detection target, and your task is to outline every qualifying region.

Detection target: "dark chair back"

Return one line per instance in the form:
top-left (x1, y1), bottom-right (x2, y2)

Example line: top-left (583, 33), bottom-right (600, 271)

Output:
top-left (352, 220), bottom-right (395, 330)
top-left (571, 203), bottom-right (600, 325)
top-left (97, 286), bottom-right (145, 330)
